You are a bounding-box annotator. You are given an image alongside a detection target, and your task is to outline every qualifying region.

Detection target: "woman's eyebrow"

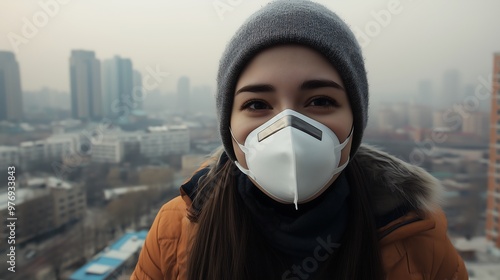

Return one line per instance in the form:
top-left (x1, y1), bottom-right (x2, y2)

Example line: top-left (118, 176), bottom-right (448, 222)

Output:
top-left (236, 84), bottom-right (275, 94)
top-left (235, 79), bottom-right (344, 94)
top-left (301, 79), bottom-right (345, 91)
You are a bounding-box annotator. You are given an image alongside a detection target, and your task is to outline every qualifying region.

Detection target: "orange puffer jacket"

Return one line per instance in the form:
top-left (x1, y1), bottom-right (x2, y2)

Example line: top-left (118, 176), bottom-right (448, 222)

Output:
top-left (130, 145), bottom-right (468, 280)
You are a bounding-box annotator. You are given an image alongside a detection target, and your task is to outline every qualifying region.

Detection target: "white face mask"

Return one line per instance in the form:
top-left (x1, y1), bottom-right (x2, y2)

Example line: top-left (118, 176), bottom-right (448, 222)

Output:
top-left (231, 109), bottom-right (352, 209)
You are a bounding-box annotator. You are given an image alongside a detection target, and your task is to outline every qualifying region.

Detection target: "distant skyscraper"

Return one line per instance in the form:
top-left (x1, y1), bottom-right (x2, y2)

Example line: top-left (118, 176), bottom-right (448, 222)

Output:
top-left (101, 56), bottom-right (133, 117)
top-left (487, 52), bottom-right (500, 256)
top-left (417, 80), bottom-right (433, 106)
top-left (0, 51), bottom-right (23, 121)
top-left (133, 70), bottom-right (143, 110)
top-left (177, 76), bottom-right (190, 115)
top-left (70, 50), bottom-right (102, 120)
top-left (440, 69), bottom-right (461, 109)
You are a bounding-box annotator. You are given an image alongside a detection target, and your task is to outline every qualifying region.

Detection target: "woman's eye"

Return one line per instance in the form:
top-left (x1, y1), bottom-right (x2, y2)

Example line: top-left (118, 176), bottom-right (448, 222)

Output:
top-left (308, 97), bottom-right (338, 107)
top-left (241, 100), bottom-right (271, 111)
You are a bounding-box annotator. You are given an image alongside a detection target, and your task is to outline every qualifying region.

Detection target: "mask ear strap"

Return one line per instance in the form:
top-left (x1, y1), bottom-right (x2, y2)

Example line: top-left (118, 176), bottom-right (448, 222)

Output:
top-left (229, 128), bottom-right (255, 180)
top-left (332, 156), bottom-right (349, 175)
top-left (234, 156), bottom-right (258, 184)
top-left (337, 127), bottom-right (354, 151)
top-left (229, 127), bottom-right (249, 154)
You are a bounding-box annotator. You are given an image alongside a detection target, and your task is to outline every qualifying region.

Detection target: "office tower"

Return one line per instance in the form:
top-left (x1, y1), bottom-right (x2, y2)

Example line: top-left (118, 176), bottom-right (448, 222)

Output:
top-left (440, 69), bottom-right (461, 109)
top-left (0, 51), bottom-right (23, 121)
top-left (177, 76), bottom-right (190, 115)
top-left (487, 52), bottom-right (500, 256)
top-left (133, 70), bottom-right (143, 110)
top-left (70, 50), bottom-right (102, 120)
top-left (101, 56), bottom-right (134, 117)
top-left (416, 80), bottom-right (433, 106)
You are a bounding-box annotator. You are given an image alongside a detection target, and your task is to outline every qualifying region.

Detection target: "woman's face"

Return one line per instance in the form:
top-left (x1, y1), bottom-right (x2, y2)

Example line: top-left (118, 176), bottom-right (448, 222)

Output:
top-left (230, 45), bottom-right (353, 199)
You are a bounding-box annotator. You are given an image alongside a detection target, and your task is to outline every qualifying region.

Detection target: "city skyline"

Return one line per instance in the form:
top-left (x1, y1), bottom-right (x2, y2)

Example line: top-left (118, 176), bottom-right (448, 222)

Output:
top-left (1, 0), bottom-right (499, 101)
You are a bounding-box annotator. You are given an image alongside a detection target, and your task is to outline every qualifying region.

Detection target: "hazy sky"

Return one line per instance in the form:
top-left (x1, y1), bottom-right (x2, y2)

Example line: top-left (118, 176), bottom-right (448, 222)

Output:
top-left (1, 0), bottom-right (499, 100)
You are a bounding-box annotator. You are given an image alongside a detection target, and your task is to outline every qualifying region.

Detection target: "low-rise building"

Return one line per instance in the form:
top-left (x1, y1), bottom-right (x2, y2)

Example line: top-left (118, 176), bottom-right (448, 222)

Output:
top-left (0, 146), bottom-right (20, 169)
top-left (140, 125), bottom-right (190, 158)
top-left (91, 139), bottom-right (124, 163)
top-left (48, 177), bottom-right (86, 227)
top-left (45, 133), bottom-right (80, 163)
top-left (0, 187), bottom-right (52, 251)
top-left (0, 176), bottom-right (86, 252)
top-left (19, 140), bottom-right (45, 168)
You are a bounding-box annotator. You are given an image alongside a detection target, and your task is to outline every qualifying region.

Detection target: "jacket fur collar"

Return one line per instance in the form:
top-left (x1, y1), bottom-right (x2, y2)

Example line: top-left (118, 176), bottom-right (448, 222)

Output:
top-left (355, 144), bottom-right (443, 216)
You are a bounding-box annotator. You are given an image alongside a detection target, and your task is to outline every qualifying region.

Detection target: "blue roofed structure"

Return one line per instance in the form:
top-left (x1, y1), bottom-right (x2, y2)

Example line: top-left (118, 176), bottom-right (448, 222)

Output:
top-left (69, 230), bottom-right (148, 280)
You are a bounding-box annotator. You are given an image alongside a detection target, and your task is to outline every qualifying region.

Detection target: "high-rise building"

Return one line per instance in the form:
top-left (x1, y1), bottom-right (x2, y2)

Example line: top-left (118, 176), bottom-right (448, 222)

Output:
top-left (70, 50), bottom-right (102, 120)
top-left (133, 69), bottom-right (143, 110)
top-left (440, 69), bottom-right (461, 109)
top-left (101, 56), bottom-right (134, 117)
top-left (416, 79), bottom-right (433, 106)
top-left (487, 52), bottom-right (500, 256)
top-left (177, 76), bottom-right (190, 115)
top-left (0, 51), bottom-right (23, 121)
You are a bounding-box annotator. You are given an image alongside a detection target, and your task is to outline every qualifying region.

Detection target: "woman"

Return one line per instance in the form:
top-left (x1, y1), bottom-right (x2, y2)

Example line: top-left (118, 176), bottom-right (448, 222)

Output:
top-left (131, 1), bottom-right (468, 279)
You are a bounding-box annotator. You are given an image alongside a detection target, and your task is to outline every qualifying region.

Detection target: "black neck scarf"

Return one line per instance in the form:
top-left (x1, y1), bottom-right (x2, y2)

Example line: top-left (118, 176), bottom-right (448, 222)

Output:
top-left (236, 166), bottom-right (350, 259)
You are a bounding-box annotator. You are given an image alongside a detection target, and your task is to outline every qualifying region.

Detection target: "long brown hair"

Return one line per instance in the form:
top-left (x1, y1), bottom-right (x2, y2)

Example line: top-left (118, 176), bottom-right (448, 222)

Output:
top-left (187, 149), bottom-right (384, 280)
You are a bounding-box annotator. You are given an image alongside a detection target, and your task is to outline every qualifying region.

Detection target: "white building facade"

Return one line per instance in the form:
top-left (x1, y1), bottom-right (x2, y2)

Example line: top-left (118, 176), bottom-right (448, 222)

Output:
top-left (140, 126), bottom-right (190, 158)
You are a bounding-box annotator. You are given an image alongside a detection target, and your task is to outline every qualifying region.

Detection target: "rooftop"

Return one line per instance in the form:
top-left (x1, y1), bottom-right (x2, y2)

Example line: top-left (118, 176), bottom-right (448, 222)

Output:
top-left (0, 188), bottom-right (50, 211)
top-left (0, 146), bottom-right (18, 152)
top-left (466, 262), bottom-right (500, 280)
top-left (27, 176), bottom-right (73, 190)
top-left (69, 230), bottom-right (148, 280)
top-left (103, 186), bottom-right (148, 200)
top-left (0, 176), bottom-right (75, 210)
top-left (19, 140), bottom-right (45, 147)
top-left (453, 237), bottom-right (488, 253)
top-left (146, 125), bottom-right (188, 133)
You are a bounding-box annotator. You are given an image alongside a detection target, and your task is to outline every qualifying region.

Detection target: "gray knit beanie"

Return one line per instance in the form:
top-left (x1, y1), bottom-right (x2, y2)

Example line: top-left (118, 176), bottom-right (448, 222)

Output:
top-left (216, 0), bottom-right (368, 161)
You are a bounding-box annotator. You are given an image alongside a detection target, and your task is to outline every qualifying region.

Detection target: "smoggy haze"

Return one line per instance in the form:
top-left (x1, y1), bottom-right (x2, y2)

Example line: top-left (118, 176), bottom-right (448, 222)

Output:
top-left (1, 0), bottom-right (499, 100)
